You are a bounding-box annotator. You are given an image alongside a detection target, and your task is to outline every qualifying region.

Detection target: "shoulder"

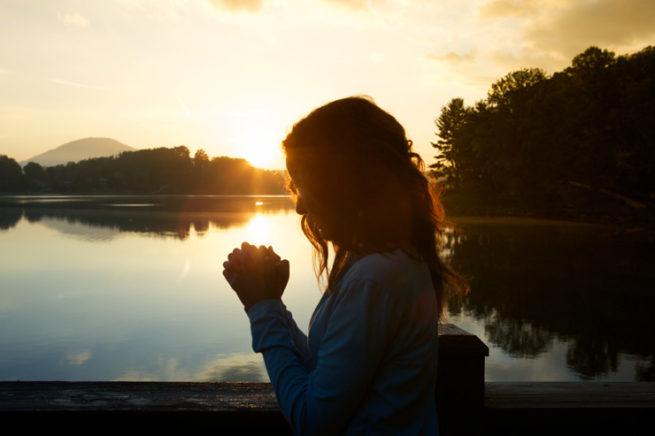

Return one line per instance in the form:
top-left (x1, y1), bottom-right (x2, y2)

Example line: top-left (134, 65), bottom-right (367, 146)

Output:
top-left (339, 249), bottom-right (432, 295)
top-left (331, 250), bottom-right (437, 333)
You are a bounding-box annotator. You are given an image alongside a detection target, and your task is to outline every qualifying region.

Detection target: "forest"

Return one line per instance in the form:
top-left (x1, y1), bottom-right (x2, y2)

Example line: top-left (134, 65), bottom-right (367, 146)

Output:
top-left (0, 146), bottom-right (287, 195)
top-left (432, 45), bottom-right (655, 221)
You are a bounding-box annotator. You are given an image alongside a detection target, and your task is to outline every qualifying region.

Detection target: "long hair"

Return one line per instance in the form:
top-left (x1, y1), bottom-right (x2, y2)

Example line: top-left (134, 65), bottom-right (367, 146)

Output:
top-left (283, 96), bottom-right (467, 319)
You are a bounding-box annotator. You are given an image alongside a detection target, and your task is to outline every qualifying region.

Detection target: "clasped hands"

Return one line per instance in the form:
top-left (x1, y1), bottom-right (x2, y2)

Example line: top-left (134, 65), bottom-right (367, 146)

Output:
top-left (222, 242), bottom-right (290, 311)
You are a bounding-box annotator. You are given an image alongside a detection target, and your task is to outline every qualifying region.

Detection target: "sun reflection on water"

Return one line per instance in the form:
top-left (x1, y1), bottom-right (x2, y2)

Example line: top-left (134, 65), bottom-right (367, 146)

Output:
top-left (246, 213), bottom-right (271, 245)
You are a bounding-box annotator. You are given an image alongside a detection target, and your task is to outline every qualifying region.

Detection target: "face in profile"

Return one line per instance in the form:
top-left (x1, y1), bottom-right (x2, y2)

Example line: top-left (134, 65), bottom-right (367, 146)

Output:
top-left (295, 190), bottom-right (309, 216)
top-left (286, 157), bottom-right (320, 219)
top-left (286, 158), bottom-right (341, 242)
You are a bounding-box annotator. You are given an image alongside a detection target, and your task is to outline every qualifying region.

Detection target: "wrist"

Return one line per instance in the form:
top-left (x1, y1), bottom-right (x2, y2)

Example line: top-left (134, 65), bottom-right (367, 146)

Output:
top-left (244, 297), bottom-right (283, 314)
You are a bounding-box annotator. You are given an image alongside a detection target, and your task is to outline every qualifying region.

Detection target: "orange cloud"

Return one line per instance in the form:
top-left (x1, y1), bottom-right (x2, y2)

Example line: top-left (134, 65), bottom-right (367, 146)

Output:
top-left (322, 0), bottom-right (385, 10)
top-left (480, 0), bottom-right (540, 18)
top-left (207, 0), bottom-right (262, 13)
top-left (524, 0), bottom-right (655, 57)
top-left (427, 51), bottom-right (475, 63)
top-left (481, 0), bottom-right (655, 62)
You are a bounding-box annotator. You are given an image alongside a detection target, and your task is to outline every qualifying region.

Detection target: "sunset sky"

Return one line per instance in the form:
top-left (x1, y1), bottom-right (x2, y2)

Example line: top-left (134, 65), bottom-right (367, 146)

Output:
top-left (1, 0), bottom-right (654, 169)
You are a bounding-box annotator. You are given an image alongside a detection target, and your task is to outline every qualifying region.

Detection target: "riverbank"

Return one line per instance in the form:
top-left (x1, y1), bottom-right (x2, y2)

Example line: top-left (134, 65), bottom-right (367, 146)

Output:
top-left (441, 187), bottom-right (655, 229)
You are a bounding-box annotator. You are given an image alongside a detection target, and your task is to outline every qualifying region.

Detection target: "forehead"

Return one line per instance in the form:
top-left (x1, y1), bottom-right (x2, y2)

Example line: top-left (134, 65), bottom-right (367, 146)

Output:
top-left (285, 149), bottom-right (317, 184)
top-left (285, 156), bottom-right (301, 185)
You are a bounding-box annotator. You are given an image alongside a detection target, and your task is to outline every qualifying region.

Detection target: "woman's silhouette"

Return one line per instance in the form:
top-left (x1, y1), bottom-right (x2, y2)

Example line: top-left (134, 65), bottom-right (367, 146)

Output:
top-left (223, 96), bottom-right (466, 435)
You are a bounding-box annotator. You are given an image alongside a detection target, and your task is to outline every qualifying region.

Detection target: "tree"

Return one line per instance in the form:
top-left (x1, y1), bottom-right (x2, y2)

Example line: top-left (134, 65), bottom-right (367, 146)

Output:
top-left (194, 149), bottom-right (210, 167)
top-left (22, 161), bottom-right (46, 190)
top-left (430, 45), bottom-right (655, 217)
top-left (568, 46), bottom-right (616, 75)
top-left (23, 162), bottom-right (45, 179)
top-left (430, 98), bottom-right (468, 189)
top-left (487, 68), bottom-right (546, 107)
top-left (0, 155), bottom-right (24, 191)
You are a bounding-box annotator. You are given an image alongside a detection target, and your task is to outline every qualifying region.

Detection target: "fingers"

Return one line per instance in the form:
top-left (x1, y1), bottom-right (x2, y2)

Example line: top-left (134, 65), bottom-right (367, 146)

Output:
top-left (226, 248), bottom-right (244, 272)
top-left (228, 247), bottom-right (242, 261)
top-left (236, 243), bottom-right (280, 255)
top-left (222, 268), bottom-right (236, 288)
top-left (239, 243), bottom-right (250, 255)
top-left (239, 242), bottom-right (282, 262)
top-left (222, 245), bottom-right (290, 304)
top-left (223, 260), bottom-right (237, 271)
top-left (241, 242), bottom-right (260, 264)
top-left (277, 259), bottom-right (290, 282)
top-left (266, 246), bottom-right (281, 261)
top-left (224, 243), bottom-right (283, 276)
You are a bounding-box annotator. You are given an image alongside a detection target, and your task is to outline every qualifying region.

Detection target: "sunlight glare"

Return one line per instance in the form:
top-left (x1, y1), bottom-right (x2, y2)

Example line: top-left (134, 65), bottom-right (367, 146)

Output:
top-left (246, 213), bottom-right (271, 245)
top-left (234, 114), bottom-right (286, 169)
top-left (242, 133), bottom-right (283, 169)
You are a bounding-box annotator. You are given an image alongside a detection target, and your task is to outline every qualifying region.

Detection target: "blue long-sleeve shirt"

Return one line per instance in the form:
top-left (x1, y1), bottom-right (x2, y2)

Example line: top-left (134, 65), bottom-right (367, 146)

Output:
top-left (246, 249), bottom-right (439, 435)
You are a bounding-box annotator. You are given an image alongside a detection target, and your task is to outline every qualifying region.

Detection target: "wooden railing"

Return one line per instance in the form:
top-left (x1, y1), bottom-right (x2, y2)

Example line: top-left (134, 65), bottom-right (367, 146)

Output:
top-left (1, 324), bottom-right (652, 435)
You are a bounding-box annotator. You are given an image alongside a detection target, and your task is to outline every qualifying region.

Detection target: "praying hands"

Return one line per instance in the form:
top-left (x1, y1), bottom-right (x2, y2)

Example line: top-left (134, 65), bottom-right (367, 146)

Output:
top-left (222, 242), bottom-right (290, 311)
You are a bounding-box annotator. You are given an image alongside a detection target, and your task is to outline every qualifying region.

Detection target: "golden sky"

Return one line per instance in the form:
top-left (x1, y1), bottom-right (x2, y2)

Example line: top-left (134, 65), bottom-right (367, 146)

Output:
top-left (1, 0), bottom-right (654, 169)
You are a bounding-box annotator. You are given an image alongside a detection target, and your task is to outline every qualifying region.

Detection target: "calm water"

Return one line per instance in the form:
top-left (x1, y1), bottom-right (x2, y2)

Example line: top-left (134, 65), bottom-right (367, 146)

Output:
top-left (1, 195), bottom-right (653, 382)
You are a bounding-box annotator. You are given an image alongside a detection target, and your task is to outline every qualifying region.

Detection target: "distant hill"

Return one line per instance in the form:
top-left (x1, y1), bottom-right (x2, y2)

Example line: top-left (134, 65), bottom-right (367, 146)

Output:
top-left (21, 137), bottom-right (136, 167)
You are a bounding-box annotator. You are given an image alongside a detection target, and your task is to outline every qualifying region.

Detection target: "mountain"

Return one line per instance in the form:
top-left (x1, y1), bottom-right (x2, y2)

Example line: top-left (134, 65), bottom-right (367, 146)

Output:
top-left (21, 137), bottom-right (136, 167)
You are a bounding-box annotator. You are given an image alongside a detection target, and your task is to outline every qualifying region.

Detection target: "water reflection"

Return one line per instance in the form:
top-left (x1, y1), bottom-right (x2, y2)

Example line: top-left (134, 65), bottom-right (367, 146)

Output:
top-left (0, 197), bottom-right (653, 381)
top-left (112, 353), bottom-right (267, 382)
top-left (444, 219), bottom-right (655, 380)
top-left (0, 207), bottom-right (21, 230)
top-left (197, 353), bottom-right (268, 382)
top-left (0, 195), bottom-right (295, 240)
top-left (66, 350), bottom-right (92, 366)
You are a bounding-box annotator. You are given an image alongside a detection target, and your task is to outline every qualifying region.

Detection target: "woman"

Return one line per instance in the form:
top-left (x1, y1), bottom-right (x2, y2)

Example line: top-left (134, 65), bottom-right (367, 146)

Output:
top-left (222, 96), bottom-right (466, 435)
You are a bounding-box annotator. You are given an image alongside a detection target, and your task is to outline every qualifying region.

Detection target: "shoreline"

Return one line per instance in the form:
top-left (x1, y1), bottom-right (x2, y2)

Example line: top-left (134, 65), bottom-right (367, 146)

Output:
top-left (1, 193), bottom-right (653, 230)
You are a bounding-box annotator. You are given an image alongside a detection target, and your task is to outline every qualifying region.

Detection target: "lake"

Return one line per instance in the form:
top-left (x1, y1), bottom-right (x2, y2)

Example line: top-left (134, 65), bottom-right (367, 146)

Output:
top-left (1, 195), bottom-right (653, 382)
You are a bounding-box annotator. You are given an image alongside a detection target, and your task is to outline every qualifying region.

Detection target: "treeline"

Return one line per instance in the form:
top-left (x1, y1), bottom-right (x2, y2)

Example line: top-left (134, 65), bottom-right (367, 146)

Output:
top-left (432, 46), bottom-right (655, 219)
top-left (0, 146), bottom-right (287, 194)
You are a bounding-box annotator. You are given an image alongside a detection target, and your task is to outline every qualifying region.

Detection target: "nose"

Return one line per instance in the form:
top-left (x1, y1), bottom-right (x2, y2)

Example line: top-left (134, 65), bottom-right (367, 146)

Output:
top-left (295, 195), bottom-right (308, 215)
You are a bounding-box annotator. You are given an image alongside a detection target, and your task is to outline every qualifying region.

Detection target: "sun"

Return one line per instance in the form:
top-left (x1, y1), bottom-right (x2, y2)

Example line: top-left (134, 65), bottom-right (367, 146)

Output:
top-left (235, 117), bottom-right (286, 169)
top-left (242, 138), bottom-right (282, 169)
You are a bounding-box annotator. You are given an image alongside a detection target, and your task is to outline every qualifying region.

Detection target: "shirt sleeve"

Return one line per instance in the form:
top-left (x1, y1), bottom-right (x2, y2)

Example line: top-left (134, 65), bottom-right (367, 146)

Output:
top-left (247, 299), bottom-right (313, 370)
top-left (247, 279), bottom-right (396, 436)
top-left (282, 303), bottom-right (313, 370)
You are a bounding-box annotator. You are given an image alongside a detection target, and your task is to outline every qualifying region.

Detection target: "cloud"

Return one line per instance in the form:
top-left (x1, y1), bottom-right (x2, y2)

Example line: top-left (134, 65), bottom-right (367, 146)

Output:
top-left (488, 49), bottom-right (561, 73)
top-left (524, 0), bottom-right (655, 57)
top-left (57, 12), bottom-right (89, 28)
top-left (424, 50), bottom-right (499, 87)
top-left (207, 0), bottom-right (263, 13)
top-left (480, 0), bottom-right (541, 18)
top-left (427, 51), bottom-right (475, 64)
top-left (481, 0), bottom-right (655, 62)
top-left (48, 78), bottom-right (104, 90)
top-left (66, 350), bottom-right (91, 365)
top-left (322, 0), bottom-right (386, 10)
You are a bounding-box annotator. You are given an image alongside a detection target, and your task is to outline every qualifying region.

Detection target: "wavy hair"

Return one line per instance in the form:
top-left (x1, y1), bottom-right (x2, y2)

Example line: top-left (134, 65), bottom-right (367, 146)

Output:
top-left (283, 96), bottom-right (467, 319)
